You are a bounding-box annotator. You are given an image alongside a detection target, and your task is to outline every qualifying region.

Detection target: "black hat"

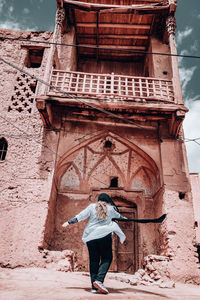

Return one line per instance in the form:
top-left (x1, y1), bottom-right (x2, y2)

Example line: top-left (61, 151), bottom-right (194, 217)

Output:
top-left (98, 193), bottom-right (112, 203)
top-left (98, 193), bottom-right (119, 212)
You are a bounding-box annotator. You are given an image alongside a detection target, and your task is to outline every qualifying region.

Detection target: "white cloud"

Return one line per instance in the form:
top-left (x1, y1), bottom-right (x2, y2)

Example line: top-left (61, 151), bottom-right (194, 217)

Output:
top-left (179, 66), bottom-right (197, 96)
top-left (190, 41), bottom-right (198, 52)
top-left (183, 99), bottom-right (200, 173)
top-left (0, 20), bottom-right (38, 31)
top-left (0, 0), bottom-right (6, 13)
top-left (9, 6), bottom-right (14, 13)
top-left (23, 8), bottom-right (30, 14)
top-left (176, 27), bottom-right (193, 47)
top-left (178, 48), bottom-right (197, 97)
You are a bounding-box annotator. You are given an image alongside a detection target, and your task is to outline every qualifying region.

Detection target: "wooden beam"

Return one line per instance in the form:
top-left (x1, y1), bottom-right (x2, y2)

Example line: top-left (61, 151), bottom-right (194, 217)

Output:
top-left (96, 11), bottom-right (99, 60)
top-left (78, 34), bottom-right (149, 40)
top-left (71, 8), bottom-right (79, 57)
top-left (78, 44), bottom-right (146, 50)
top-left (78, 53), bottom-right (145, 59)
top-left (77, 23), bottom-right (151, 29)
top-left (63, 0), bottom-right (169, 13)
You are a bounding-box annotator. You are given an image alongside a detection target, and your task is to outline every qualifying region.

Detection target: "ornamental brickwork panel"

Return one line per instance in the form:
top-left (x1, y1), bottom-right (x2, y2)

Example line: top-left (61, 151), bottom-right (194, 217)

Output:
top-left (8, 73), bottom-right (37, 113)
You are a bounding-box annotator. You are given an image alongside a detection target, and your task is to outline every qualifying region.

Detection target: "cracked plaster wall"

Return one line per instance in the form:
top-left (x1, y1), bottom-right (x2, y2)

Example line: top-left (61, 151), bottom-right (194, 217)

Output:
top-left (0, 29), bottom-right (58, 267)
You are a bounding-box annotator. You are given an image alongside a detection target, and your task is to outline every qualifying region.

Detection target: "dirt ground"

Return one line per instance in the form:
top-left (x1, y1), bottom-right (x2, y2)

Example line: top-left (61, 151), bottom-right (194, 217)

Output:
top-left (0, 268), bottom-right (200, 300)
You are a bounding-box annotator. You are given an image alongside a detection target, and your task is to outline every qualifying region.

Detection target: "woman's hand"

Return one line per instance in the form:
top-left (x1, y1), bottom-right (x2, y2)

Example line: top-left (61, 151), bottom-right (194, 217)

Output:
top-left (62, 221), bottom-right (69, 227)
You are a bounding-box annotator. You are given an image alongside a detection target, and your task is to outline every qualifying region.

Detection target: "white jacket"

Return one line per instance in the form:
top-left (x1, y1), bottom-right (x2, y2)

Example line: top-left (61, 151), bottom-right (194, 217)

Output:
top-left (75, 203), bottom-right (126, 244)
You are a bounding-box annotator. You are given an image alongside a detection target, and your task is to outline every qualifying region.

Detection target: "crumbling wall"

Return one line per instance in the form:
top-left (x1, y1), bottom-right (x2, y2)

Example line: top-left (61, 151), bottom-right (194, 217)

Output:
top-left (0, 29), bottom-right (59, 267)
top-left (190, 173), bottom-right (200, 245)
top-left (158, 139), bottom-right (200, 283)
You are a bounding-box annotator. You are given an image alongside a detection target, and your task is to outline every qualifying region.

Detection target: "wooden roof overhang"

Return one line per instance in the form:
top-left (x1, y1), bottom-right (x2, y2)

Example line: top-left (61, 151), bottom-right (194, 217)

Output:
top-left (57, 0), bottom-right (176, 61)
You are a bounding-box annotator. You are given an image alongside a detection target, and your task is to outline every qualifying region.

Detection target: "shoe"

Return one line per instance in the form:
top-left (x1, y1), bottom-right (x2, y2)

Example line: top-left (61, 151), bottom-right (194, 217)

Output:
top-left (93, 281), bottom-right (109, 294)
top-left (91, 289), bottom-right (98, 293)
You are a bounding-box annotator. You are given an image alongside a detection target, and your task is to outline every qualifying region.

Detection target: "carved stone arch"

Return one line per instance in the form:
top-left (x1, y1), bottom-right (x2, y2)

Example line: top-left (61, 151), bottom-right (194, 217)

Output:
top-left (55, 130), bottom-right (160, 194)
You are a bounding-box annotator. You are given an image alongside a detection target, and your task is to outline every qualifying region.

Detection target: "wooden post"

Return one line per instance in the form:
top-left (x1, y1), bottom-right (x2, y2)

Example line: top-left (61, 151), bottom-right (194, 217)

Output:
top-left (39, 7), bottom-right (65, 96)
top-left (166, 15), bottom-right (183, 105)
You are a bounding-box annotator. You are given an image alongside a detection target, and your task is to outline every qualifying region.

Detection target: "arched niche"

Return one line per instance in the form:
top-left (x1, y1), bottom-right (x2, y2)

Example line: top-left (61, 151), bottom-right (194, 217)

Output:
top-left (55, 131), bottom-right (160, 197)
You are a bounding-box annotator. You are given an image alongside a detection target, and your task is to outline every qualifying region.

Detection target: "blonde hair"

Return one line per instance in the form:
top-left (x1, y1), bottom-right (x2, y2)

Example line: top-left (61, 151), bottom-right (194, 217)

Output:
top-left (96, 201), bottom-right (108, 220)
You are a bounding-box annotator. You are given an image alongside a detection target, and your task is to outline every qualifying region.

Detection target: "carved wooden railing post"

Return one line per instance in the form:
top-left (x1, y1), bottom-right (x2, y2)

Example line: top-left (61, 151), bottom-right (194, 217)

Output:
top-left (39, 7), bottom-right (65, 96)
top-left (166, 15), bottom-right (183, 105)
top-left (111, 72), bottom-right (114, 95)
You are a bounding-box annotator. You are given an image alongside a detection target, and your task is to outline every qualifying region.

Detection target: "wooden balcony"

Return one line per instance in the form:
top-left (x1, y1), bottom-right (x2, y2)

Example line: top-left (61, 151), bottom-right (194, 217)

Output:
top-left (47, 69), bottom-right (174, 103)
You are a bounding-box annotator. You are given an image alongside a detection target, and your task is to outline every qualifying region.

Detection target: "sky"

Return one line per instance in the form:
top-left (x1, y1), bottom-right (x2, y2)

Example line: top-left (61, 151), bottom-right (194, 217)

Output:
top-left (0, 0), bottom-right (200, 173)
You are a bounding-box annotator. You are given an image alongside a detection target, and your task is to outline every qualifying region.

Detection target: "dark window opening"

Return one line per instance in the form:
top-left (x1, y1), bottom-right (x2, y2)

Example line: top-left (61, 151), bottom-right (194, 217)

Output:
top-left (25, 48), bottom-right (44, 68)
top-left (0, 138), bottom-right (8, 161)
top-left (110, 177), bottom-right (118, 188)
top-left (163, 71), bottom-right (168, 75)
top-left (30, 83), bottom-right (37, 93)
top-left (194, 221), bottom-right (198, 228)
top-left (104, 140), bottom-right (112, 149)
top-left (179, 192), bottom-right (185, 200)
top-left (196, 245), bottom-right (200, 263)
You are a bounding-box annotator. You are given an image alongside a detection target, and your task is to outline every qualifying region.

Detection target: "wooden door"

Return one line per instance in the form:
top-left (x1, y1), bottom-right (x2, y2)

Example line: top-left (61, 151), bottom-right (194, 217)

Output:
top-left (110, 206), bottom-right (136, 274)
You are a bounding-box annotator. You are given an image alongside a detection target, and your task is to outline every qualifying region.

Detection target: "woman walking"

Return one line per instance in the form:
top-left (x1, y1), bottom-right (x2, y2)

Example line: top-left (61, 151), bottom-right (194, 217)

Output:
top-left (62, 193), bottom-right (126, 294)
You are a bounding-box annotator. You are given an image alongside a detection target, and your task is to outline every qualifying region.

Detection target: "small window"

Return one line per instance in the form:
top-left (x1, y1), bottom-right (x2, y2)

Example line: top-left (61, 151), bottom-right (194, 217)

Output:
top-left (0, 138), bottom-right (8, 161)
top-left (196, 245), bottom-right (200, 263)
top-left (179, 192), bottom-right (185, 200)
top-left (25, 47), bottom-right (44, 68)
top-left (110, 177), bottom-right (118, 188)
top-left (104, 140), bottom-right (112, 149)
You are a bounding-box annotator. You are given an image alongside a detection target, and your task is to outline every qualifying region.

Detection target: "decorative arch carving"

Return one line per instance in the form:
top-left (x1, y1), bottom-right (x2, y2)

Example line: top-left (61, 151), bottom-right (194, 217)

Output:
top-left (55, 130), bottom-right (160, 196)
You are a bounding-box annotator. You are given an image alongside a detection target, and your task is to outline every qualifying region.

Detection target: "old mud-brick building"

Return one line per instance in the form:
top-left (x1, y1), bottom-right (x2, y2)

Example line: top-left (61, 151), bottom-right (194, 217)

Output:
top-left (0, 0), bottom-right (200, 284)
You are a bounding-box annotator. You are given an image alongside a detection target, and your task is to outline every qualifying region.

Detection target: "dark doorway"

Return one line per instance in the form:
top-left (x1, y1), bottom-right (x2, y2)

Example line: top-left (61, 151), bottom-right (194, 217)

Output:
top-left (110, 202), bottom-right (137, 274)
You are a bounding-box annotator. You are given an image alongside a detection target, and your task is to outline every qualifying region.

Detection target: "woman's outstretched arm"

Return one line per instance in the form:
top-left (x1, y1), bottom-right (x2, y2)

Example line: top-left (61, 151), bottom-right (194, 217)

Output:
top-left (62, 203), bottom-right (93, 227)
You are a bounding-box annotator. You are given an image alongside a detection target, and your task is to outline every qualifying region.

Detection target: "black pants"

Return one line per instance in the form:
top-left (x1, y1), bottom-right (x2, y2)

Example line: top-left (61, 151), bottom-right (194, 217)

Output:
top-left (86, 233), bottom-right (113, 288)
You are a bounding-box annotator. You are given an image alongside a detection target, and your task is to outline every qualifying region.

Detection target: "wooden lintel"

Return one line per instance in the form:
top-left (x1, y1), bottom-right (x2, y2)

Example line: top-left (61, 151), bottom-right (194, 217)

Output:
top-left (45, 96), bottom-right (188, 113)
top-left (76, 23), bottom-right (151, 30)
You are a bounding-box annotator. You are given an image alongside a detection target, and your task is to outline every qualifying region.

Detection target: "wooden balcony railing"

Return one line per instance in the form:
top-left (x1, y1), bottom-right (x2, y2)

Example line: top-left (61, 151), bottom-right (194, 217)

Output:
top-left (47, 69), bottom-right (174, 103)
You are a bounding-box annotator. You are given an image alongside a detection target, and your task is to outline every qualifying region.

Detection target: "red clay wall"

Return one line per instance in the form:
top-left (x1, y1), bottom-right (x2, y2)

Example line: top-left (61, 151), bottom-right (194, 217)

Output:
top-left (0, 29), bottom-right (58, 267)
top-left (190, 174), bottom-right (200, 245)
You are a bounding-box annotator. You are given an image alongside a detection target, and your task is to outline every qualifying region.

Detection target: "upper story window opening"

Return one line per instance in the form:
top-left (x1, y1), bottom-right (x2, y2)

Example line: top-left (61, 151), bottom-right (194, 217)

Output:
top-left (104, 140), bottom-right (112, 149)
top-left (0, 138), bottom-right (8, 161)
top-left (110, 177), bottom-right (118, 188)
top-left (25, 47), bottom-right (44, 68)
